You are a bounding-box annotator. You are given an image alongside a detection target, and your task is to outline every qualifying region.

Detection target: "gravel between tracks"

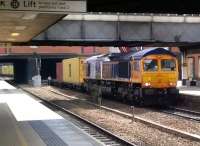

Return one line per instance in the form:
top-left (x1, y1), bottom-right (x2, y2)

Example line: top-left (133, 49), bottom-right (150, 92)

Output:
top-left (21, 85), bottom-right (200, 146)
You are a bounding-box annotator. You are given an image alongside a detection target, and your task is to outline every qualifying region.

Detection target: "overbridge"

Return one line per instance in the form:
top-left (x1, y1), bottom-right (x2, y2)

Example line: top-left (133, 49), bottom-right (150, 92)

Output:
top-left (25, 13), bottom-right (200, 47)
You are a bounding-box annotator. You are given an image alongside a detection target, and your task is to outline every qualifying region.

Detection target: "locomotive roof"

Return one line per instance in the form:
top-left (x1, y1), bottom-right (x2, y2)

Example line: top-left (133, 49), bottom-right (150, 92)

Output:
top-left (85, 54), bottom-right (104, 62)
top-left (120, 48), bottom-right (176, 60)
top-left (85, 54), bottom-right (110, 63)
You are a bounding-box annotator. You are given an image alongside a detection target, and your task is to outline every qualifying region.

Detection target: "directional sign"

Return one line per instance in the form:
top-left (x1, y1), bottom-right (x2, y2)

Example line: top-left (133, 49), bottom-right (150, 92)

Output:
top-left (0, 0), bottom-right (86, 13)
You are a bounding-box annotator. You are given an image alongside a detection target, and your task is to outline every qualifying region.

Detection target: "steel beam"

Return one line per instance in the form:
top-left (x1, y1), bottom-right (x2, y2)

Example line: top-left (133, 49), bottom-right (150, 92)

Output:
top-left (33, 14), bottom-right (200, 45)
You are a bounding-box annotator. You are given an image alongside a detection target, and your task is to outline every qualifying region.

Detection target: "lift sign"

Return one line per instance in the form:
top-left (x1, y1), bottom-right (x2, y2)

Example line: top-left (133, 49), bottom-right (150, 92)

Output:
top-left (0, 0), bottom-right (86, 12)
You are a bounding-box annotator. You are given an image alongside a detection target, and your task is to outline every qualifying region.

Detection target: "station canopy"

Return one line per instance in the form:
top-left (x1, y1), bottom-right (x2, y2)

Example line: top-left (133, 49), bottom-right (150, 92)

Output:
top-left (0, 0), bottom-right (86, 43)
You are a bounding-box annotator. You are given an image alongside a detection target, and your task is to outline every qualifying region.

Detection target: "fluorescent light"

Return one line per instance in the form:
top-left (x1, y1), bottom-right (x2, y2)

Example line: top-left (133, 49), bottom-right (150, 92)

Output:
top-left (11, 33), bottom-right (20, 37)
top-left (22, 13), bottom-right (38, 20)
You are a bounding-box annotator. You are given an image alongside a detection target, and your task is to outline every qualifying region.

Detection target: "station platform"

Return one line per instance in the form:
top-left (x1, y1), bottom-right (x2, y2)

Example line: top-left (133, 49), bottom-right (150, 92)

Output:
top-left (177, 85), bottom-right (200, 111)
top-left (179, 86), bottom-right (200, 96)
top-left (0, 81), bottom-right (103, 146)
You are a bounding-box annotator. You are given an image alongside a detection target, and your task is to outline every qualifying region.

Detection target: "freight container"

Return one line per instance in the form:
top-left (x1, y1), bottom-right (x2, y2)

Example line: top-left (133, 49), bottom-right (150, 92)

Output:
top-left (2, 66), bottom-right (8, 75)
top-left (0, 64), bottom-right (2, 75)
top-left (56, 62), bottom-right (63, 82)
top-left (8, 65), bottom-right (14, 75)
top-left (1, 64), bottom-right (13, 76)
top-left (62, 57), bottom-right (85, 84)
top-left (2, 66), bottom-right (7, 75)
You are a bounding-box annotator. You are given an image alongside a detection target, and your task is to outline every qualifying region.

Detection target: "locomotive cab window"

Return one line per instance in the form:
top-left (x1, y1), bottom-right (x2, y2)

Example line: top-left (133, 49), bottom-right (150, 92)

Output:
top-left (143, 59), bottom-right (158, 71)
top-left (161, 59), bottom-right (176, 71)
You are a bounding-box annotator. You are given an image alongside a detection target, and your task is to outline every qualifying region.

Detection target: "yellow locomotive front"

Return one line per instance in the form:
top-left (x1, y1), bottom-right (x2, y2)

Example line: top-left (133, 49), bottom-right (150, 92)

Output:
top-left (142, 54), bottom-right (178, 89)
top-left (131, 48), bottom-right (179, 105)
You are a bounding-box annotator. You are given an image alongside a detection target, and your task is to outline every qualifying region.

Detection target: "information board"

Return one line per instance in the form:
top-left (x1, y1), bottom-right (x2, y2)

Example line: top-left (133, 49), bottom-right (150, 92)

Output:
top-left (0, 0), bottom-right (86, 12)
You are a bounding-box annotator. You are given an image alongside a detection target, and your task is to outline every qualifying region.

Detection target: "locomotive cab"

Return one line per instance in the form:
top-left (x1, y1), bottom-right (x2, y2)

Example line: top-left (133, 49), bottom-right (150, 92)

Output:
top-left (141, 54), bottom-right (178, 89)
top-left (131, 48), bottom-right (179, 104)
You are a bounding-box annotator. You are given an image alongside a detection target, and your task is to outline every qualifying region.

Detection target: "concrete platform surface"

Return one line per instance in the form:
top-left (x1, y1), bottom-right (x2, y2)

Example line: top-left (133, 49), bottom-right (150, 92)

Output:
top-left (179, 86), bottom-right (200, 96)
top-left (0, 81), bottom-right (104, 146)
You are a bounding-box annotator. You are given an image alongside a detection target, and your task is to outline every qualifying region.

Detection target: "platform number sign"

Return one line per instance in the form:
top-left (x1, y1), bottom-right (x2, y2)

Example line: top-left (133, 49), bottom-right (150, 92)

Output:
top-left (10, 0), bottom-right (20, 9)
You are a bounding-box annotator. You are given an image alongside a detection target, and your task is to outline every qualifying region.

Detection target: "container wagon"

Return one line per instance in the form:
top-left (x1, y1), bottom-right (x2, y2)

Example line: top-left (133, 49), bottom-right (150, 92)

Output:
top-left (0, 63), bottom-right (14, 77)
top-left (56, 62), bottom-right (63, 82)
top-left (62, 57), bottom-right (85, 89)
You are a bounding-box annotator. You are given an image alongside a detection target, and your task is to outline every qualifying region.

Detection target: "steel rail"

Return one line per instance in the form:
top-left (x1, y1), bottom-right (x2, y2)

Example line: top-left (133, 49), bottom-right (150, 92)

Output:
top-left (20, 87), bottom-right (138, 146)
top-left (45, 88), bottom-right (200, 142)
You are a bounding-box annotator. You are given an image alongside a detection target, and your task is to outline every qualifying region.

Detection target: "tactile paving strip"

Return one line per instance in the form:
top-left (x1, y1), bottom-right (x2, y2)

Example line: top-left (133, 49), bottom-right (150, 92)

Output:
top-left (29, 120), bottom-right (68, 146)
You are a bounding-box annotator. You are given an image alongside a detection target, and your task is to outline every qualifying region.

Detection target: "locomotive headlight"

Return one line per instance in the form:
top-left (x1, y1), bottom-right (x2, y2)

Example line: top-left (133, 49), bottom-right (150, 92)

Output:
top-left (144, 82), bottom-right (151, 86)
top-left (169, 82), bottom-right (175, 86)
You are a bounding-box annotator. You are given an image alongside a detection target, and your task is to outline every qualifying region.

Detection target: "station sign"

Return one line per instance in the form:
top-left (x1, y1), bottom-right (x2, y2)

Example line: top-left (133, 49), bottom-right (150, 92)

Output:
top-left (0, 0), bottom-right (86, 13)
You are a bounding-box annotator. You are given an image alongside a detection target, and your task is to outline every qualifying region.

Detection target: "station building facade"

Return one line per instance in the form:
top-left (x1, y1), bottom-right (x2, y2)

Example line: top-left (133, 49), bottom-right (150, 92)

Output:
top-left (182, 48), bottom-right (200, 86)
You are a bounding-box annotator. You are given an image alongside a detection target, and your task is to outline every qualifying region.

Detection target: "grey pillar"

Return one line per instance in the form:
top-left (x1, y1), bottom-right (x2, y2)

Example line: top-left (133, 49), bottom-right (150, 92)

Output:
top-left (27, 57), bottom-right (41, 86)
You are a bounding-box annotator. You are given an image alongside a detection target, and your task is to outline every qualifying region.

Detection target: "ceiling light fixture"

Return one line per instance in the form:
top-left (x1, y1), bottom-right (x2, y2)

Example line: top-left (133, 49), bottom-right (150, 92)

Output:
top-left (22, 13), bottom-right (38, 20)
top-left (11, 33), bottom-right (20, 37)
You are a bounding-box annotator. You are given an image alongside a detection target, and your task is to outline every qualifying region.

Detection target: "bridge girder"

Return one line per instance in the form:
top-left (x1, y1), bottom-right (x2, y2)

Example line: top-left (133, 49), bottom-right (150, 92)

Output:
top-left (29, 14), bottom-right (200, 47)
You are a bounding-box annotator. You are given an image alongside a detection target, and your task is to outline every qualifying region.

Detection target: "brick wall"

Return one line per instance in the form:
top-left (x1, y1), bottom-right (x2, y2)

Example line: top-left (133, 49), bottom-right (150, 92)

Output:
top-left (0, 46), bottom-right (109, 55)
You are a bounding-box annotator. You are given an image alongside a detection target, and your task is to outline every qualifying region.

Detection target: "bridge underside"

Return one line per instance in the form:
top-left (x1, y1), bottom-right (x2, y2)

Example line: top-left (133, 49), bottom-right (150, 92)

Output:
top-left (15, 14), bottom-right (200, 47)
top-left (15, 40), bottom-right (200, 49)
top-left (0, 54), bottom-right (76, 83)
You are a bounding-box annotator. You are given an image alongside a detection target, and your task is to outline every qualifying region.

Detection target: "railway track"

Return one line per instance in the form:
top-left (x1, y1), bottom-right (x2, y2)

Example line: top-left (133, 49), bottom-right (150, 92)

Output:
top-left (19, 87), bottom-right (138, 146)
top-left (45, 88), bottom-right (200, 142)
top-left (161, 107), bottom-right (200, 122)
top-left (49, 80), bottom-right (200, 122)
top-left (18, 85), bottom-right (200, 143)
top-left (50, 81), bottom-right (200, 122)
top-left (49, 87), bottom-right (200, 122)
